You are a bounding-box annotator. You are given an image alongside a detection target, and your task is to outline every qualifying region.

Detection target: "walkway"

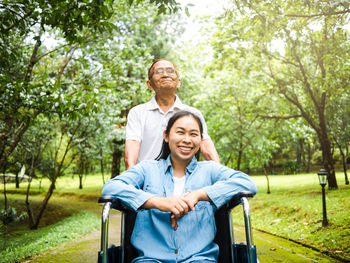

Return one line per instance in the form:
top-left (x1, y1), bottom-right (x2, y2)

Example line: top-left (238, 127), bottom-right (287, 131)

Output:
top-left (22, 212), bottom-right (343, 263)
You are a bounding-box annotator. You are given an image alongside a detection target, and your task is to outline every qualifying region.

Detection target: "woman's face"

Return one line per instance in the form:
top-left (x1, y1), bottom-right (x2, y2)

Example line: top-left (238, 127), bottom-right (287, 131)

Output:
top-left (164, 115), bottom-right (202, 164)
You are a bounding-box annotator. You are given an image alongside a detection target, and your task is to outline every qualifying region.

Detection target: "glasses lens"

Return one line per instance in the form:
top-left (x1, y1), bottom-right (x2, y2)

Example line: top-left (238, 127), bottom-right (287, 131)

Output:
top-left (155, 68), bottom-right (164, 74)
top-left (166, 68), bottom-right (175, 74)
top-left (154, 67), bottom-right (176, 75)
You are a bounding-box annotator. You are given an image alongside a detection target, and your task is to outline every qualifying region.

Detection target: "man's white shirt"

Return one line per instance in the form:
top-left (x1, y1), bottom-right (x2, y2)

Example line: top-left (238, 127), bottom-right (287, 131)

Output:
top-left (126, 95), bottom-right (210, 163)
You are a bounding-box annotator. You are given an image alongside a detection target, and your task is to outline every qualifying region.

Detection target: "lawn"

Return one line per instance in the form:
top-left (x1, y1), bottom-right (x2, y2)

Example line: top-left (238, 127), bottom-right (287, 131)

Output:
top-left (1, 172), bottom-right (349, 262)
top-left (1, 174), bottom-right (105, 263)
top-left (232, 172), bottom-right (350, 262)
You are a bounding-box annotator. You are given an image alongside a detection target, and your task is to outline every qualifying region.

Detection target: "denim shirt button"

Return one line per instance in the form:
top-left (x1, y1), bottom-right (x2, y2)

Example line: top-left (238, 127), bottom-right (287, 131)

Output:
top-left (174, 249), bottom-right (178, 254)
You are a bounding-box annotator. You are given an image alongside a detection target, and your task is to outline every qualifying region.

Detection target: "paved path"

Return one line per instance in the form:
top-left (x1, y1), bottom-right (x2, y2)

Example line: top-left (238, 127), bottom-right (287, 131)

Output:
top-left (22, 212), bottom-right (343, 263)
top-left (233, 226), bottom-right (342, 263)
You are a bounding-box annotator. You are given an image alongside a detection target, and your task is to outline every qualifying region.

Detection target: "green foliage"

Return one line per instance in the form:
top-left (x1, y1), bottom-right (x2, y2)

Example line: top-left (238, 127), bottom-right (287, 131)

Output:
top-left (0, 211), bottom-right (99, 263)
top-left (233, 173), bottom-right (350, 261)
top-left (282, 161), bottom-right (300, 175)
top-left (0, 207), bottom-right (27, 252)
top-left (0, 207), bottom-right (27, 226)
top-left (0, 0), bottom-right (115, 43)
top-left (204, 0), bottom-right (350, 186)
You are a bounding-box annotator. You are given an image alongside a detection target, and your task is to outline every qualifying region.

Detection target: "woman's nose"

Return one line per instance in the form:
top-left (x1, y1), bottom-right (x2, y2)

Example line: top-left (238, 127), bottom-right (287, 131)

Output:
top-left (182, 134), bottom-right (191, 142)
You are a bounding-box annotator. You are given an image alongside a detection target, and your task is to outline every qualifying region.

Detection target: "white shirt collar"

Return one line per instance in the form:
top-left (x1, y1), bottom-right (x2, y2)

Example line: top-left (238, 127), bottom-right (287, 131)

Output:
top-left (146, 95), bottom-right (184, 112)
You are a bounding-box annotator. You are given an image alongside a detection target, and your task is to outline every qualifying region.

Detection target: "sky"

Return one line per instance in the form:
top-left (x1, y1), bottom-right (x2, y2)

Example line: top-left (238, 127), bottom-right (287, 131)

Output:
top-left (176, 0), bottom-right (228, 43)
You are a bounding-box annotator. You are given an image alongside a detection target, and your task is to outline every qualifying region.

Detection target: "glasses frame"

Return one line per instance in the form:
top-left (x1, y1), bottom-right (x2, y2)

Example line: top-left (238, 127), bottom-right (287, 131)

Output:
top-left (151, 67), bottom-right (177, 77)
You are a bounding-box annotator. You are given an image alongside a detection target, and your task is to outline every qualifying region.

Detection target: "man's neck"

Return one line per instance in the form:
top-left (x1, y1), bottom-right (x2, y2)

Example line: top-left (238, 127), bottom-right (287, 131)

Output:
top-left (155, 94), bottom-right (176, 113)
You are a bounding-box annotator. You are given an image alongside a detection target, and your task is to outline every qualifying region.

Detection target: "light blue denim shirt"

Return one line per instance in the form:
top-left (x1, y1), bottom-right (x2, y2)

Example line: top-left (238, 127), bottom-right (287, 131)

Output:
top-left (102, 156), bottom-right (257, 263)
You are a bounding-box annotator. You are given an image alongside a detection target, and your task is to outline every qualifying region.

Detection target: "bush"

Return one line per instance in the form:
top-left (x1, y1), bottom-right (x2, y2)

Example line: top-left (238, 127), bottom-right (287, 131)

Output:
top-left (282, 161), bottom-right (301, 174)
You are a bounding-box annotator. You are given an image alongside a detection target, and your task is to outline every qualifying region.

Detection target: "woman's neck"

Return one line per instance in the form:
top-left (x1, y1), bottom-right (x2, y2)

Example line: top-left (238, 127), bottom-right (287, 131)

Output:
top-left (170, 156), bottom-right (190, 178)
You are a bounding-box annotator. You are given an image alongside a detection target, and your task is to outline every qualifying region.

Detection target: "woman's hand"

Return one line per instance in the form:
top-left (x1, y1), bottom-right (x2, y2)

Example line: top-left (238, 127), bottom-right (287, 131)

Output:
top-left (180, 189), bottom-right (209, 211)
top-left (171, 190), bottom-right (210, 230)
top-left (143, 196), bottom-right (190, 231)
top-left (142, 196), bottom-right (189, 217)
top-left (142, 190), bottom-right (210, 230)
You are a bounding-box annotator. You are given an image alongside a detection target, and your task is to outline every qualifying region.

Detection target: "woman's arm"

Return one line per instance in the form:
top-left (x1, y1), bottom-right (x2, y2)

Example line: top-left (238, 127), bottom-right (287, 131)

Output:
top-left (101, 164), bottom-right (154, 211)
top-left (201, 163), bottom-right (257, 209)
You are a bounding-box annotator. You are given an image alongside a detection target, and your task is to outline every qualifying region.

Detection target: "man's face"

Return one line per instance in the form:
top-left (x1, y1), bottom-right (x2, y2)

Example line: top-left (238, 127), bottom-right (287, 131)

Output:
top-left (147, 60), bottom-right (180, 94)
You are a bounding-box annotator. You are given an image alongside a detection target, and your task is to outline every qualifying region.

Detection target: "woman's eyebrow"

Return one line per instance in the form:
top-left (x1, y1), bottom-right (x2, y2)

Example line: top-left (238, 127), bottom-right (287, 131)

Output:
top-left (174, 126), bottom-right (199, 132)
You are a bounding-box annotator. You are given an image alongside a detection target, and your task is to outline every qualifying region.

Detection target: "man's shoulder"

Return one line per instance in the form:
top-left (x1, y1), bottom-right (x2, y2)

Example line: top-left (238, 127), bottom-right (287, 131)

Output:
top-left (128, 100), bottom-right (153, 115)
top-left (179, 103), bottom-right (203, 115)
top-left (130, 101), bottom-right (149, 111)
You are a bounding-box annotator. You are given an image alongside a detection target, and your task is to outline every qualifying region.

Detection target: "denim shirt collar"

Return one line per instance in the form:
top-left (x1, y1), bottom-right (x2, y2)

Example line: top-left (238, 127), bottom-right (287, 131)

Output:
top-left (163, 155), bottom-right (198, 175)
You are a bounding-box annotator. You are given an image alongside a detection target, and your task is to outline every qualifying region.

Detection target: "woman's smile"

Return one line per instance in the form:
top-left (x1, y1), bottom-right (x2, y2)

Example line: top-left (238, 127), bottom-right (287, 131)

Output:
top-left (178, 145), bottom-right (194, 154)
top-left (164, 115), bottom-right (202, 164)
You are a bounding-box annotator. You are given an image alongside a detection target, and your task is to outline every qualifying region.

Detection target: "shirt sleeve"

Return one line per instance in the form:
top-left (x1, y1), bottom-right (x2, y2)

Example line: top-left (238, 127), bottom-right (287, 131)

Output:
top-left (201, 162), bottom-right (258, 209)
top-left (101, 163), bottom-right (154, 210)
top-left (196, 109), bottom-right (210, 140)
top-left (125, 106), bottom-right (142, 142)
top-left (185, 106), bottom-right (210, 140)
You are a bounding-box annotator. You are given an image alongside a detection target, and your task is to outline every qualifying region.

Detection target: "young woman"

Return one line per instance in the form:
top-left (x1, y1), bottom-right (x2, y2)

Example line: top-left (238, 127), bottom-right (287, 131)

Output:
top-left (102, 111), bottom-right (257, 263)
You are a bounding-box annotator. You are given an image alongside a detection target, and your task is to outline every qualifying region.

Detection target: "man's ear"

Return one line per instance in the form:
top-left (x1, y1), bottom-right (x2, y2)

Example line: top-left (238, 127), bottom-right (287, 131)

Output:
top-left (176, 78), bottom-right (181, 89)
top-left (163, 130), bottom-right (169, 143)
top-left (147, 80), bottom-right (154, 91)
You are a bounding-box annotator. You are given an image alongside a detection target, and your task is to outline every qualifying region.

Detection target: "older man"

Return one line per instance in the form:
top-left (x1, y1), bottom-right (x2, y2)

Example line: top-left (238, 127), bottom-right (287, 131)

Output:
top-left (124, 59), bottom-right (219, 170)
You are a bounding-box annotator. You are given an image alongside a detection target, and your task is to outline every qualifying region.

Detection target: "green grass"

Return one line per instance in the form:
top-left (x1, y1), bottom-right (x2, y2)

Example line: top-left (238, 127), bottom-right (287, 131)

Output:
top-left (0, 210), bottom-right (100, 263)
top-left (2, 172), bottom-right (350, 262)
top-left (232, 172), bottom-right (350, 262)
top-left (4, 173), bottom-right (105, 198)
top-left (1, 174), bottom-right (104, 263)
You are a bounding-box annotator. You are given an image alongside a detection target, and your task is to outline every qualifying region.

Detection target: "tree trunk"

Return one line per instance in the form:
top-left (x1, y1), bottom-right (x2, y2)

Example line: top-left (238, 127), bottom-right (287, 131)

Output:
top-left (237, 149), bottom-right (242, 171)
top-left (306, 143), bottom-right (312, 173)
top-left (25, 178), bottom-right (35, 228)
top-left (336, 141), bottom-right (349, 185)
top-left (341, 149), bottom-right (349, 185)
top-left (318, 131), bottom-right (337, 189)
top-left (15, 171), bottom-right (20, 188)
top-left (3, 172), bottom-right (7, 210)
top-left (263, 165), bottom-right (271, 194)
top-left (224, 153), bottom-right (233, 166)
top-left (79, 173), bottom-right (83, 189)
top-left (32, 178), bottom-right (56, 229)
top-left (100, 149), bottom-right (105, 184)
top-left (111, 139), bottom-right (124, 178)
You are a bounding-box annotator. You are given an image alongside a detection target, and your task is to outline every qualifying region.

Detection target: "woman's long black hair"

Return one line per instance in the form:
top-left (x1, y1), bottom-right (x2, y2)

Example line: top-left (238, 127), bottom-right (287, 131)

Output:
top-left (155, 110), bottom-right (203, 160)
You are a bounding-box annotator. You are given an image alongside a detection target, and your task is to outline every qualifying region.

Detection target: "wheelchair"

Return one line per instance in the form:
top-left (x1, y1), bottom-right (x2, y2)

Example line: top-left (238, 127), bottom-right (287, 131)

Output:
top-left (98, 191), bottom-right (257, 263)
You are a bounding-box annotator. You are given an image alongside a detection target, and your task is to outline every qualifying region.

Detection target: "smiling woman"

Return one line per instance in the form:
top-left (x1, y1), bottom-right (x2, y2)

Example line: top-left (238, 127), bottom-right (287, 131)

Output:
top-left (102, 110), bottom-right (257, 263)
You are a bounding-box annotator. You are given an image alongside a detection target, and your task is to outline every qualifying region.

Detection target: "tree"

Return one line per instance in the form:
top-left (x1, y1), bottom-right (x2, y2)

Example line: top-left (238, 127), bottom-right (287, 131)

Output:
top-left (0, 0), bottom-right (117, 174)
top-left (0, 0), bottom-right (181, 178)
top-left (210, 0), bottom-right (350, 188)
top-left (330, 93), bottom-right (350, 185)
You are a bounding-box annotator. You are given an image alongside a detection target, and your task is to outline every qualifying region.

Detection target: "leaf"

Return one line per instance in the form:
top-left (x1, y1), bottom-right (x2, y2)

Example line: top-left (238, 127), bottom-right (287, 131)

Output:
top-left (185, 6), bottom-right (190, 17)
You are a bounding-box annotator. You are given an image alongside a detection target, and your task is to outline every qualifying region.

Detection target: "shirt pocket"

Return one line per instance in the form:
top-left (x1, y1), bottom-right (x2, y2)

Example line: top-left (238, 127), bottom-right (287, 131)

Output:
top-left (143, 184), bottom-right (165, 196)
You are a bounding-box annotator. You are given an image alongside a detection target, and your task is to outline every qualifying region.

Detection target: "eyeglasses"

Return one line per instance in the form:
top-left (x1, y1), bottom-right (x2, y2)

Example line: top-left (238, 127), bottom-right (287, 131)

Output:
top-left (153, 67), bottom-right (177, 76)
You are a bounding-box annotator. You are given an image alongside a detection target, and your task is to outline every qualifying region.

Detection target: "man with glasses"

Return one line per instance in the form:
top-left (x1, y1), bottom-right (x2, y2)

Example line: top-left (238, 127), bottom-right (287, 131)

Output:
top-left (124, 59), bottom-right (220, 170)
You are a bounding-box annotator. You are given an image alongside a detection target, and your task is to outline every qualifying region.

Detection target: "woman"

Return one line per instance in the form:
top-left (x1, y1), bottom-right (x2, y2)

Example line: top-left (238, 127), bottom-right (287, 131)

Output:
top-left (102, 111), bottom-right (257, 263)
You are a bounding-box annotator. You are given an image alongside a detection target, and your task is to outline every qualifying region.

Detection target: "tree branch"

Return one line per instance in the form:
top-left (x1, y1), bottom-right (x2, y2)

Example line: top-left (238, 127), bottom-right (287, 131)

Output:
top-left (258, 114), bottom-right (302, 120)
top-left (284, 9), bottom-right (350, 18)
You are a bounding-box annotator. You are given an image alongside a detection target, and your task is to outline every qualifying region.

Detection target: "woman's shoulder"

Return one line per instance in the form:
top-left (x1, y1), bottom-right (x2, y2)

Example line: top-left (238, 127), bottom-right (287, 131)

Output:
top-left (197, 160), bottom-right (223, 169)
top-left (137, 159), bottom-right (160, 168)
top-left (197, 160), bottom-right (236, 172)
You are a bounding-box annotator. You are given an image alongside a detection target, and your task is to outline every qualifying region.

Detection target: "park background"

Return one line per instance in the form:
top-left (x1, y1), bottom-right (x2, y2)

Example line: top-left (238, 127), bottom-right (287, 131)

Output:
top-left (0, 0), bottom-right (349, 262)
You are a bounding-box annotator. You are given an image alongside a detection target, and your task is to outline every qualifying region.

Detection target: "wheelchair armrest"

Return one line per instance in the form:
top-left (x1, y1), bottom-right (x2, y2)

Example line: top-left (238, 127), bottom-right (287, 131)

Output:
top-left (98, 195), bottom-right (132, 213)
top-left (226, 191), bottom-right (254, 210)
